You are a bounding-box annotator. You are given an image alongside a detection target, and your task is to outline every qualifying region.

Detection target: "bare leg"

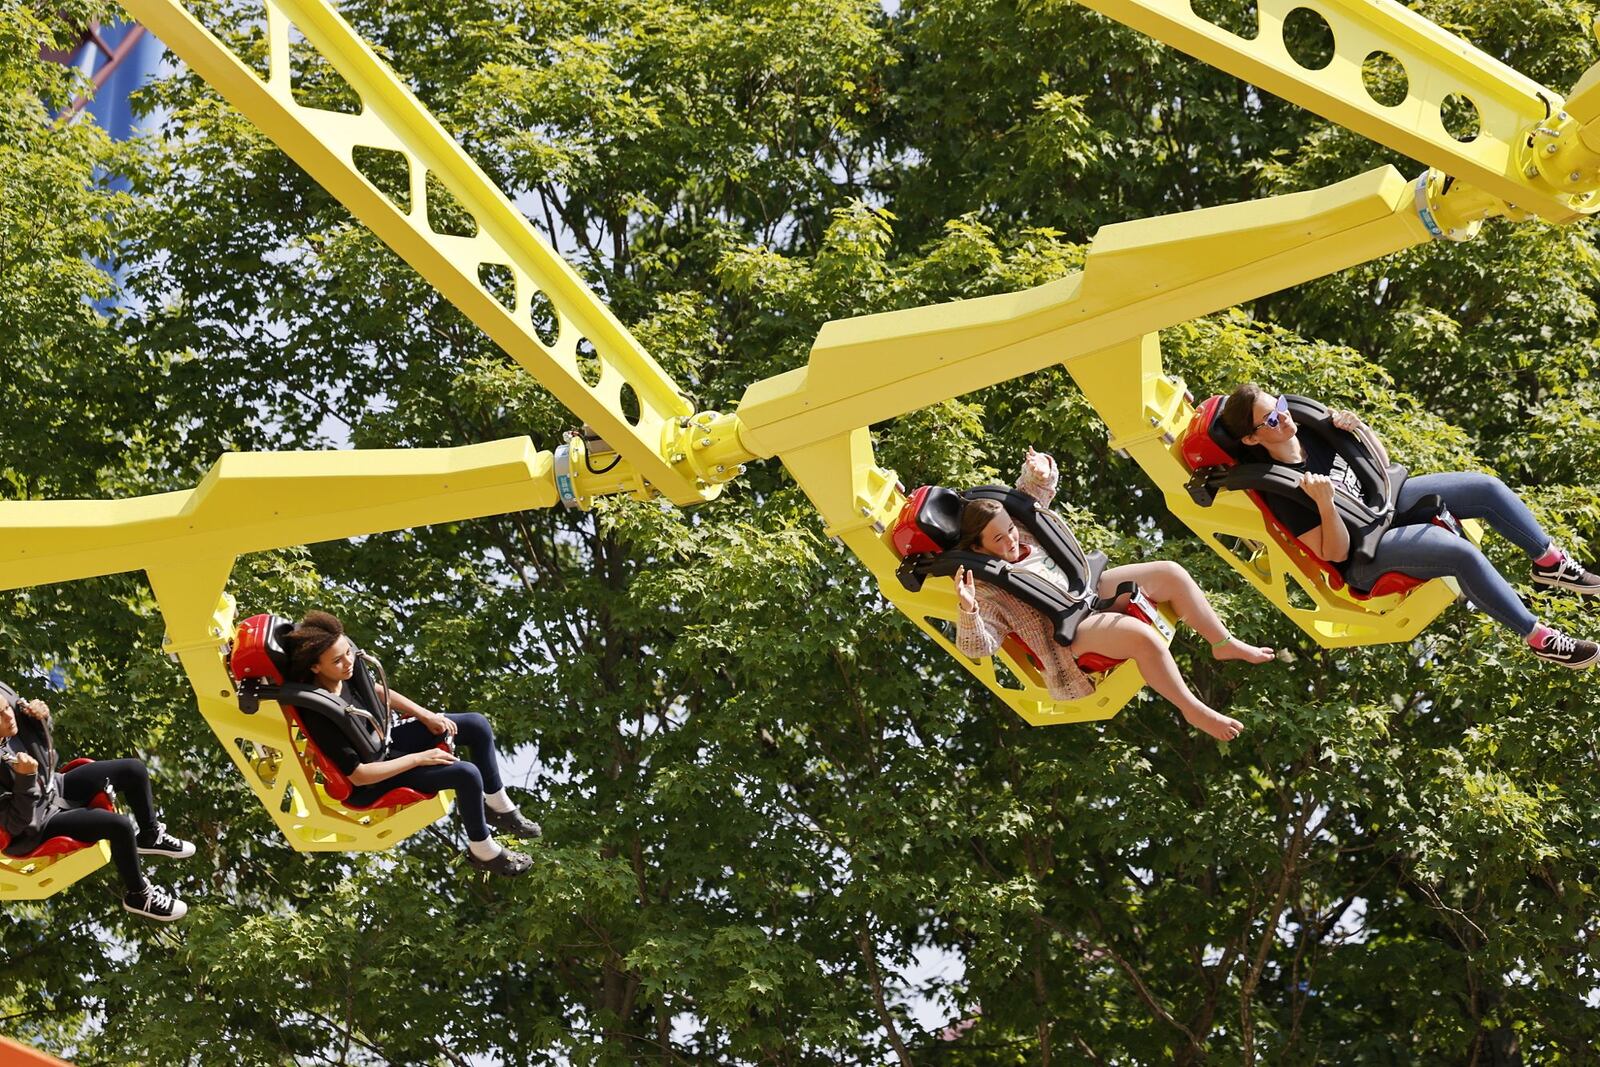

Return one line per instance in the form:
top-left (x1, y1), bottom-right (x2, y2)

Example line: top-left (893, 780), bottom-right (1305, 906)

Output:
top-left (1099, 560), bottom-right (1273, 664)
top-left (1071, 613), bottom-right (1243, 740)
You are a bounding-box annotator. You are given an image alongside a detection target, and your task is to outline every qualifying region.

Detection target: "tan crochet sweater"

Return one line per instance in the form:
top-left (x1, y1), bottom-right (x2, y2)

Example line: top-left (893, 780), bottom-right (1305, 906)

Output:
top-left (955, 457), bottom-right (1096, 700)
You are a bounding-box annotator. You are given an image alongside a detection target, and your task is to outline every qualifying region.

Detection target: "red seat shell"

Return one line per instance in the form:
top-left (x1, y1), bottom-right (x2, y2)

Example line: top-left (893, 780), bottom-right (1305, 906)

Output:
top-left (280, 706), bottom-right (435, 810)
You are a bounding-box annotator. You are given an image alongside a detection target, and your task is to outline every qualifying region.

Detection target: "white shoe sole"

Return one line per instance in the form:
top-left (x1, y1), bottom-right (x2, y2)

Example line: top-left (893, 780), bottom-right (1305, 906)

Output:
top-left (137, 843), bottom-right (196, 859)
top-left (1531, 574), bottom-right (1600, 595)
top-left (123, 898), bottom-right (188, 922)
top-left (1535, 649), bottom-right (1600, 669)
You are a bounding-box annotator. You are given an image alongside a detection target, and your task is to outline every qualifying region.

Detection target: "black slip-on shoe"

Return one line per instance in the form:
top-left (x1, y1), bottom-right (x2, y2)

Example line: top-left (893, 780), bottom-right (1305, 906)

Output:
top-left (486, 807), bottom-right (543, 841)
top-left (466, 847), bottom-right (533, 877)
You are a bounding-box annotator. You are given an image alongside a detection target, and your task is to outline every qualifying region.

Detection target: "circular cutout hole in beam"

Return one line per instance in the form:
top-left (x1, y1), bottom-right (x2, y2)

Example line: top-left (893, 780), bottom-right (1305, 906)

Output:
top-left (576, 338), bottom-right (603, 387)
top-left (1440, 92), bottom-right (1481, 142)
top-left (1361, 51), bottom-right (1408, 108)
top-left (1190, 0), bottom-right (1259, 41)
top-left (1283, 7), bottom-right (1335, 71)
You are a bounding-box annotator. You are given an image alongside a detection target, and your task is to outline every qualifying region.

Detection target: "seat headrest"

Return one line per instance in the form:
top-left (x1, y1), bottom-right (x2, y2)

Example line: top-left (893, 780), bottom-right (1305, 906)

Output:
top-left (891, 485), bottom-right (965, 556)
top-left (1181, 394), bottom-right (1258, 471)
top-left (230, 612), bottom-right (295, 685)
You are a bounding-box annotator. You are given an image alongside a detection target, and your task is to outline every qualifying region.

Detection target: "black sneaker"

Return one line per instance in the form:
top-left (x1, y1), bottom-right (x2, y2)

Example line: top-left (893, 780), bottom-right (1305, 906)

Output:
top-left (1531, 630), bottom-right (1600, 669)
top-left (136, 824), bottom-right (196, 859)
top-left (486, 807), bottom-right (542, 841)
top-left (123, 883), bottom-right (188, 922)
top-left (466, 846), bottom-right (533, 877)
top-left (1531, 556), bottom-right (1600, 595)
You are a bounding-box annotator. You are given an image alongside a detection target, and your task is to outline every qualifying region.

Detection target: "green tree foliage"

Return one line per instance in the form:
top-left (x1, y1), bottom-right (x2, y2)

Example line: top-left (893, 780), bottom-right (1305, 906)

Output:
top-left (4, 0), bottom-right (1600, 1062)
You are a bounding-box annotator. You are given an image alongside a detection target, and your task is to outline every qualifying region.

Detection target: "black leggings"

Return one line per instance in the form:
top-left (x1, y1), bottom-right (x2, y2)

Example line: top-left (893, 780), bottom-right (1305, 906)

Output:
top-left (41, 759), bottom-right (159, 892)
top-left (345, 713), bottom-right (505, 841)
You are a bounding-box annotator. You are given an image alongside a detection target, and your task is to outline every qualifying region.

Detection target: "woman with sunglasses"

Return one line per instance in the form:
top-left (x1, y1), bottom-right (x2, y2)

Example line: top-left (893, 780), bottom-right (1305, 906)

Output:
top-left (954, 447), bottom-right (1275, 741)
top-left (1220, 383), bottom-right (1600, 667)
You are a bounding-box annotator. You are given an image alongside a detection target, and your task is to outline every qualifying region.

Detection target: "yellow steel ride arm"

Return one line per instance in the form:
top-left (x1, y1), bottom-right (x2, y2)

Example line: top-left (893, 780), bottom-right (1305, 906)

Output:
top-left (1073, 0), bottom-right (1600, 232)
top-left (0, 440), bottom-right (632, 855)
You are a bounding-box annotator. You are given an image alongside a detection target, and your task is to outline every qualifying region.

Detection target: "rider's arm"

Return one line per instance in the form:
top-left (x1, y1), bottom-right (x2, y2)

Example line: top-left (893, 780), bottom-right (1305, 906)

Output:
top-left (1015, 449), bottom-right (1058, 508)
top-left (956, 591), bottom-right (1009, 659)
top-left (347, 749), bottom-right (435, 786)
top-left (1298, 488), bottom-right (1351, 563)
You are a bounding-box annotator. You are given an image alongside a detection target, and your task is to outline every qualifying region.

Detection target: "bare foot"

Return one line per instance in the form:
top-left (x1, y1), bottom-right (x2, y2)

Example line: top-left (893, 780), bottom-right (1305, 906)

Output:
top-left (1182, 706), bottom-right (1244, 741)
top-left (1212, 637), bottom-right (1273, 664)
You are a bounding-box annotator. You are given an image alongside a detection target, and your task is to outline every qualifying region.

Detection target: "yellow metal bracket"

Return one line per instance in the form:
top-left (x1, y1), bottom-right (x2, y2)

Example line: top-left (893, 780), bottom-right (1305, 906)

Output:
top-left (0, 840), bottom-right (112, 902)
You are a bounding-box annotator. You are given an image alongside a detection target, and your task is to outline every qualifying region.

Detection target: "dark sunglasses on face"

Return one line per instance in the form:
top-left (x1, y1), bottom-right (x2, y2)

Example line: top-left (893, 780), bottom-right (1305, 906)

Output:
top-left (1254, 394), bottom-right (1290, 432)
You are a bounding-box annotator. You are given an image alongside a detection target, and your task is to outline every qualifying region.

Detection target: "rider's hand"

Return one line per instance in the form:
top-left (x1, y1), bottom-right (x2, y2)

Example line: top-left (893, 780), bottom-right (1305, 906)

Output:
top-left (10, 753), bottom-right (38, 774)
top-left (955, 565), bottom-right (979, 615)
top-left (1330, 409), bottom-right (1360, 432)
top-left (1301, 472), bottom-right (1336, 508)
top-left (21, 700), bottom-right (49, 721)
top-left (415, 709), bottom-right (457, 737)
top-left (1023, 445), bottom-right (1053, 483)
top-left (410, 748), bottom-right (458, 769)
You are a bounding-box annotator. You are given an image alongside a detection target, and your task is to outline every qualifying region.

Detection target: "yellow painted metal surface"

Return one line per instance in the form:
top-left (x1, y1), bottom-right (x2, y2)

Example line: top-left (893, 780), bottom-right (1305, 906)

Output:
top-left (736, 166), bottom-right (1431, 458)
top-left (0, 840), bottom-right (112, 902)
top-left (118, 0), bottom-right (717, 504)
top-left (1074, 0), bottom-right (1600, 224)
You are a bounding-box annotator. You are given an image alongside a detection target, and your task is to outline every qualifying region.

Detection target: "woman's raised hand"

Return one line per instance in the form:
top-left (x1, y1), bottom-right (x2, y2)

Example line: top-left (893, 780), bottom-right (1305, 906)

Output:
top-left (1023, 445), bottom-right (1053, 482)
top-left (955, 565), bottom-right (979, 614)
top-left (20, 700), bottom-right (48, 721)
top-left (10, 752), bottom-right (37, 774)
top-left (1330, 409), bottom-right (1360, 432)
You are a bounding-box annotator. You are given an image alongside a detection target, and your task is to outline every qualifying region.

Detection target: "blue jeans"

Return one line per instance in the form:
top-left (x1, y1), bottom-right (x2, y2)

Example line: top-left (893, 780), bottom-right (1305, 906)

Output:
top-left (1345, 472), bottom-right (1550, 636)
top-left (346, 713), bottom-right (505, 841)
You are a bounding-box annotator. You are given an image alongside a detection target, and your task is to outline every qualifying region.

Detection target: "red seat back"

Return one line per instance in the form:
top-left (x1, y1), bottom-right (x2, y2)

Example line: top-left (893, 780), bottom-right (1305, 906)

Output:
top-left (892, 485), bottom-right (963, 557)
top-left (280, 707), bottom-right (434, 811)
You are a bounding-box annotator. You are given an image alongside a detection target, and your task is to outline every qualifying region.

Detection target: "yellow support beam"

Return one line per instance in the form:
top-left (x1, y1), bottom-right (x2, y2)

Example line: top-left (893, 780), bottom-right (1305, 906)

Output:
top-left (119, 0), bottom-right (715, 503)
top-left (1074, 0), bottom-right (1600, 224)
top-left (736, 165), bottom-right (1430, 458)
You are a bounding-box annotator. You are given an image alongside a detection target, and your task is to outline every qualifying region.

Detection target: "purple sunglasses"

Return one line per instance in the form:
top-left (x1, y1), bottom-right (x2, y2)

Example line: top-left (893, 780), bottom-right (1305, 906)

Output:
top-left (1254, 394), bottom-right (1290, 432)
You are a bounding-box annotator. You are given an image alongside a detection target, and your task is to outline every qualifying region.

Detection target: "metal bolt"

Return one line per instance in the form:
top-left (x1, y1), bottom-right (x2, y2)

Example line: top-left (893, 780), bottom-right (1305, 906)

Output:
top-left (1546, 143), bottom-right (1560, 155)
top-left (699, 436), bottom-right (712, 448)
top-left (1559, 110), bottom-right (1570, 122)
top-left (714, 465), bottom-right (726, 474)
top-left (1571, 171), bottom-right (1584, 183)
top-left (670, 453), bottom-right (685, 464)
top-left (1524, 165), bottom-right (1540, 178)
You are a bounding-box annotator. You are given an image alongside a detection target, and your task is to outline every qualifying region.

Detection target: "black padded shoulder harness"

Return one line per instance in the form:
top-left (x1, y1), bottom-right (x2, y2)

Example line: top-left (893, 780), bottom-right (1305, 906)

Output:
top-left (258, 652), bottom-right (393, 765)
top-left (897, 485), bottom-right (1113, 647)
top-left (1187, 396), bottom-right (1423, 568)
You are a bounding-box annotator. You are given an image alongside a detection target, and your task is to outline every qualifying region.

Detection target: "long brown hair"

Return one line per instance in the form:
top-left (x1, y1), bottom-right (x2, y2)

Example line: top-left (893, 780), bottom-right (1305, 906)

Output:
top-left (956, 498), bottom-right (1006, 552)
top-left (286, 610), bottom-right (346, 683)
